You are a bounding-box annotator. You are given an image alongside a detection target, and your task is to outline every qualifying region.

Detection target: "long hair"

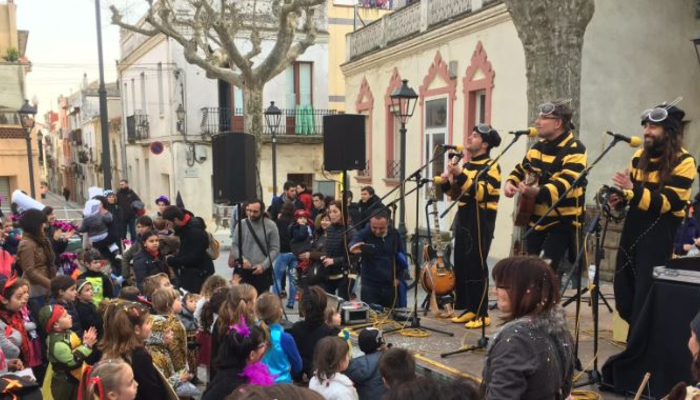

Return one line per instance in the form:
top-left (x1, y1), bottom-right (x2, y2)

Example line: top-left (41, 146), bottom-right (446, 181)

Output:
top-left (200, 286), bottom-right (228, 333)
top-left (218, 284), bottom-right (257, 338)
top-left (491, 256), bottom-right (560, 322)
top-left (313, 336), bottom-right (349, 381)
top-left (216, 324), bottom-right (266, 370)
top-left (200, 275), bottom-right (227, 300)
top-left (637, 125), bottom-right (684, 185)
top-left (299, 285), bottom-right (327, 326)
top-left (255, 292), bottom-right (282, 342)
top-left (99, 300), bottom-right (151, 360)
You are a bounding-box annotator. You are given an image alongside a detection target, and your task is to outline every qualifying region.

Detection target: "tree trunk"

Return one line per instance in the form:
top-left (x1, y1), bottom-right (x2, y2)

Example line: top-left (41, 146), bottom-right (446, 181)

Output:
top-left (502, 0), bottom-right (595, 131)
top-left (243, 82), bottom-right (264, 196)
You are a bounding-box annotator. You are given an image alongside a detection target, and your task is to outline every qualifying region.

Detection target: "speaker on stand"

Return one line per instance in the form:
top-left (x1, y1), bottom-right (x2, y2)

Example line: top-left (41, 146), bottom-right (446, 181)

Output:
top-left (212, 132), bottom-right (257, 205)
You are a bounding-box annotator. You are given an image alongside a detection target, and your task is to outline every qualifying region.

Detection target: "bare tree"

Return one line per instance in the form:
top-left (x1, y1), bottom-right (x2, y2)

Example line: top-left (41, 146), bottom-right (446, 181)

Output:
top-left (502, 0), bottom-right (595, 130)
top-left (110, 0), bottom-right (326, 159)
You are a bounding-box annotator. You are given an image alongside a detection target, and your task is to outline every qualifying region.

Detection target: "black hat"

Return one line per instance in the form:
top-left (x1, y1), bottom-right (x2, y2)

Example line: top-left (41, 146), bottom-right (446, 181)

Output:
top-left (358, 327), bottom-right (384, 354)
top-left (474, 125), bottom-right (502, 149)
top-left (641, 104), bottom-right (685, 134)
top-left (82, 248), bottom-right (104, 264)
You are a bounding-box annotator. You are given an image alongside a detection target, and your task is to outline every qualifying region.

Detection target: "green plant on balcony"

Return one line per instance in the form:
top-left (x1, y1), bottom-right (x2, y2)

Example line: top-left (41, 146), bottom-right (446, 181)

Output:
top-left (3, 47), bottom-right (19, 62)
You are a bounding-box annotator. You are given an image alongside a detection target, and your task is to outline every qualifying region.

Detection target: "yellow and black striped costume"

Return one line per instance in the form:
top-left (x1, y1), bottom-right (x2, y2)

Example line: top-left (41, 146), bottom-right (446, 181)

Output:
top-left (623, 148), bottom-right (696, 218)
top-left (441, 154), bottom-right (500, 313)
top-left (508, 131), bottom-right (587, 231)
top-left (615, 148), bottom-right (697, 326)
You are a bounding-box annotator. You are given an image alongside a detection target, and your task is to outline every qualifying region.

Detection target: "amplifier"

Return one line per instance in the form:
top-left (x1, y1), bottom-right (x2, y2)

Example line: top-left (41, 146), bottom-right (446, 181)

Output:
top-left (653, 266), bottom-right (700, 285)
top-left (340, 301), bottom-right (369, 325)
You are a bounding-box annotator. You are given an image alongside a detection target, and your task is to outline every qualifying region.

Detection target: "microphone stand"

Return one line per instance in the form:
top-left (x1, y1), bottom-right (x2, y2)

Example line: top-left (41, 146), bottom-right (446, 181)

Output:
top-left (440, 132), bottom-right (531, 219)
top-left (383, 171), bottom-right (453, 337)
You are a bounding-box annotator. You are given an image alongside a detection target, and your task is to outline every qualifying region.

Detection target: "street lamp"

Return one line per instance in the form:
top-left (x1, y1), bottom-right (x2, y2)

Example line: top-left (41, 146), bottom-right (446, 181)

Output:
top-left (692, 33), bottom-right (700, 71)
top-left (176, 104), bottom-right (186, 133)
top-left (390, 79), bottom-right (418, 240)
top-left (18, 99), bottom-right (38, 198)
top-left (264, 101), bottom-right (282, 196)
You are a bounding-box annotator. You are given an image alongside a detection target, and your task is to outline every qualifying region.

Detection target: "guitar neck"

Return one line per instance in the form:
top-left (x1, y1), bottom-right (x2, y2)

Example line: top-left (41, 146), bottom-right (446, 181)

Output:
top-left (431, 187), bottom-right (443, 256)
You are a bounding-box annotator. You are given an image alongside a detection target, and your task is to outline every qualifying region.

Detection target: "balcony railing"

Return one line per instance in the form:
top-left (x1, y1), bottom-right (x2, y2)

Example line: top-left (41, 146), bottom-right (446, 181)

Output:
top-left (386, 159), bottom-right (402, 180)
top-left (199, 107), bottom-right (338, 136)
top-left (126, 114), bottom-right (149, 142)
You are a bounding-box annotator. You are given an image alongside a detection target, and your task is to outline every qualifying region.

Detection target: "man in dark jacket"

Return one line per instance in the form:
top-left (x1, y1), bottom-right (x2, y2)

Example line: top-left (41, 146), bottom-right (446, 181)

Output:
top-left (357, 186), bottom-right (384, 230)
top-left (349, 210), bottom-right (407, 308)
top-left (267, 180), bottom-right (304, 221)
top-left (116, 179), bottom-right (141, 241)
top-left (162, 206), bottom-right (214, 293)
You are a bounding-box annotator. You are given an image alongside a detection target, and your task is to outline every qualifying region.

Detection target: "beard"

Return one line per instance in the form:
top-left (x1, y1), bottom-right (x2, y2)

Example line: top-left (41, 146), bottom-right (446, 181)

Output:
top-left (249, 214), bottom-right (262, 222)
top-left (643, 134), bottom-right (667, 152)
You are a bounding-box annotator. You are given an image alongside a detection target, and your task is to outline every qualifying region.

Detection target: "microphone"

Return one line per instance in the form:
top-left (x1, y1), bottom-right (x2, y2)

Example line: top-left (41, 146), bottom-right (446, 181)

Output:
top-left (606, 131), bottom-right (642, 147)
top-left (509, 127), bottom-right (538, 137)
top-left (441, 144), bottom-right (463, 152)
top-left (433, 176), bottom-right (447, 185)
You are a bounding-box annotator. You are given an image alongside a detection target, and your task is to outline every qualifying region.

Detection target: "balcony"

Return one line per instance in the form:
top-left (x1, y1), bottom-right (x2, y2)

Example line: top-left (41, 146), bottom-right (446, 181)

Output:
top-left (199, 107), bottom-right (338, 136)
top-left (347, 0), bottom-right (500, 60)
top-left (126, 114), bottom-right (149, 142)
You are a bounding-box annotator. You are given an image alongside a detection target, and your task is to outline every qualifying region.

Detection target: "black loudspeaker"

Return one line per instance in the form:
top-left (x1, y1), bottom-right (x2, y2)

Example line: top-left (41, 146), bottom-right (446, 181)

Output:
top-left (212, 132), bottom-right (257, 204)
top-left (323, 114), bottom-right (366, 171)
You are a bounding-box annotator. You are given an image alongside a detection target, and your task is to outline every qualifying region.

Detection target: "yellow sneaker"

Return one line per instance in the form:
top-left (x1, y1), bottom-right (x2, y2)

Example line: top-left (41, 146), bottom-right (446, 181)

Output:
top-left (451, 311), bottom-right (476, 323)
top-left (465, 316), bottom-right (491, 329)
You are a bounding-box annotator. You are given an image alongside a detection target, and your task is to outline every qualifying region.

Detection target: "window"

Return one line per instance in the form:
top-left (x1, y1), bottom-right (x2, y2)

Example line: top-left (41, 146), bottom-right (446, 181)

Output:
top-left (287, 62), bottom-right (313, 106)
top-left (130, 78), bottom-right (136, 114)
top-left (474, 90), bottom-right (486, 125)
top-left (424, 97), bottom-right (448, 230)
top-left (140, 72), bottom-right (146, 114)
top-left (123, 82), bottom-right (129, 116)
top-left (157, 63), bottom-right (164, 115)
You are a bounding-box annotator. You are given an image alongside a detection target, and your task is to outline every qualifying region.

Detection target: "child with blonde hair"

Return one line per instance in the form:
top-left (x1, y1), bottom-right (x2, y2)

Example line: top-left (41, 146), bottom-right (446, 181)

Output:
top-left (256, 293), bottom-right (301, 383)
top-left (81, 358), bottom-right (138, 400)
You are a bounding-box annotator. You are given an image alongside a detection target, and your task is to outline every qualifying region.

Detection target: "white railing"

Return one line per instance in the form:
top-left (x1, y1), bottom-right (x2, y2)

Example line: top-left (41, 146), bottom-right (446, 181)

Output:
top-left (348, 0), bottom-right (495, 60)
top-left (427, 0), bottom-right (472, 27)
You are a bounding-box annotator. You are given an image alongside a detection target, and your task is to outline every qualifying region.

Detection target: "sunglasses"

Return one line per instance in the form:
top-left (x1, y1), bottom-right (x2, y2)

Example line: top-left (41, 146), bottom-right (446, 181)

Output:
top-left (640, 96), bottom-right (682, 123)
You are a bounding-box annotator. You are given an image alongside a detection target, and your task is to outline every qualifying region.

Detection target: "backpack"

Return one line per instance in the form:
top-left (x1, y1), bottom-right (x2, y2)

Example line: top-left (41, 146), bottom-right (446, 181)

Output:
top-left (206, 232), bottom-right (220, 260)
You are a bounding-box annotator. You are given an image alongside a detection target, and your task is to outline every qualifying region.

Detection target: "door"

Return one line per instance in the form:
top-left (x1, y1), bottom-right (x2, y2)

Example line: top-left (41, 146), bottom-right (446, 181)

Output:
top-left (424, 98), bottom-right (449, 231)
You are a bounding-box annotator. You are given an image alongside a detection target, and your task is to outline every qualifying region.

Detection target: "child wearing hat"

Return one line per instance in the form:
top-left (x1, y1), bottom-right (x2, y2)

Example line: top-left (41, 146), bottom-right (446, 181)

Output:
top-left (39, 304), bottom-right (97, 399)
top-left (78, 249), bottom-right (114, 308)
top-left (74, 279), bottom-right (103, 365)
top-left (288, 209), bottom-right (313, 307)
top-left (345, 327), bottom-right (389, 400)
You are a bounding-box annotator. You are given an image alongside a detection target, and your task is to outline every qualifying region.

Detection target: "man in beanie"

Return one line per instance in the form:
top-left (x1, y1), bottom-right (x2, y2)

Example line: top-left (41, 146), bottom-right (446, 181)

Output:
top-left (438, 123), bottom-right (503, 327)
top-left (39, 304), bottom-right (96, 399)
top-left (504, 102), bottom-right (588, 292)
top-left (345, 328), bottom-right (388, 400)
top-left (610, 102), bottom-right (696, 331)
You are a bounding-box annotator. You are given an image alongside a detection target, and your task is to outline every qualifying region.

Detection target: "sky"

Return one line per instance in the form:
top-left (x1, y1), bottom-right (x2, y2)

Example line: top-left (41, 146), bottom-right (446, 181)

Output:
top-left (15, 0), bottom-right (147, 118)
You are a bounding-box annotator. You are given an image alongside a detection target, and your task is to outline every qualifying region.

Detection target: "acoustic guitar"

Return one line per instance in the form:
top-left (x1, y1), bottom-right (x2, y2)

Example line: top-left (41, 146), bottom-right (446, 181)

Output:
top-left (420, 186), bottom-right (456, 315)
top-left (512, 163), bottom-right (540, 255)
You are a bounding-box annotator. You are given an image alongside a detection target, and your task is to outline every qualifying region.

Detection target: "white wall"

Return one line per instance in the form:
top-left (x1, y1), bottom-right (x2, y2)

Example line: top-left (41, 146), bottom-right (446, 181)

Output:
top-left (580, 0), bottom-right (700, 197)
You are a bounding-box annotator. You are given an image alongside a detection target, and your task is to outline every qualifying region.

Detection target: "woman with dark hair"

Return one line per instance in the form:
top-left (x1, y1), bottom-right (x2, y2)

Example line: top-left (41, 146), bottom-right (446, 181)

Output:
top-left (667, 309), bottom-right (700, 399)
top-left (482, 256), bottom-right (574, 399)
top-left (289, 285), bottom-right (340, 382)
top-left (16, 209), bottom-right (56, 311)
top-left (273, 202), bottom-right (296, 304)
top-left (320, 200), bottom-right (356, 301)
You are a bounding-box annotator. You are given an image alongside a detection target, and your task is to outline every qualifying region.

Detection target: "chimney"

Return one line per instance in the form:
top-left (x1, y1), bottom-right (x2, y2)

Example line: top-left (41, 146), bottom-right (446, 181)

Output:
top-left (82, 73), bottom-right (88, 90)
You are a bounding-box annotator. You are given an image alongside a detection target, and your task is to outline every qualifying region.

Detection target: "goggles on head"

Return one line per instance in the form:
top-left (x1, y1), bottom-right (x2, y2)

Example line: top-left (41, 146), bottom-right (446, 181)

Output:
top-left (640, 96), bottom-right (683, 123)
top-left (538, 98), bottom-right (572, 118)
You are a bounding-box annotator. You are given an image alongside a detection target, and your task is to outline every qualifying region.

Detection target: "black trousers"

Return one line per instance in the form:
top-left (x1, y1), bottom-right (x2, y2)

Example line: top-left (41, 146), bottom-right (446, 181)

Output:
top-left (452, 206), bottom-right (495, 315)
top-left (322, 277), bottom-right (350, 301)
top-left (525, 223), bottom-right (579, 275)
top-left (361, 282), bottom-right (396, 309)
top-left (614, 212), bottom-right (679, 330)
top-left (237, 268), bottom-right (273, 295)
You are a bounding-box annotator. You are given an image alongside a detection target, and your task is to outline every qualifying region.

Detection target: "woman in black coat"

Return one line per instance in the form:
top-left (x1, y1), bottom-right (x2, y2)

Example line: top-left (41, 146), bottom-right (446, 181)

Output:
top-left (319, 201), bottom-right (356, 301)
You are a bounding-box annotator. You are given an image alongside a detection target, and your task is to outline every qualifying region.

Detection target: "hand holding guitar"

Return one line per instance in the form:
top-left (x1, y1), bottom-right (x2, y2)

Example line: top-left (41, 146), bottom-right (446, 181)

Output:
top-left (504, 180), bottom-right (519, 198)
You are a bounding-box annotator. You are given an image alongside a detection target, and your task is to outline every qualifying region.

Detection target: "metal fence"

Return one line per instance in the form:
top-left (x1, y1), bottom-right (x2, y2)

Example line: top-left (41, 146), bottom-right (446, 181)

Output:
top-left (199, 107), bottom-right (338, 136)
top-left (126, 114), bottom-right (149, 141)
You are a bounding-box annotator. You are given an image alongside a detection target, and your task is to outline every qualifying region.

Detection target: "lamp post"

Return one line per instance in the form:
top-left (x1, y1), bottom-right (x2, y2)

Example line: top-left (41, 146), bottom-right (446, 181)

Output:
top-left (18, 99), bottom-right (38, 198)
top-left (176, 104), bottom-right (186, 133)
top-left (95, 0), bottom-right (112, 189)
top-left (264, 101), bottom-right (282, 196)
top-left (390, 79), bottom-right (418, 240)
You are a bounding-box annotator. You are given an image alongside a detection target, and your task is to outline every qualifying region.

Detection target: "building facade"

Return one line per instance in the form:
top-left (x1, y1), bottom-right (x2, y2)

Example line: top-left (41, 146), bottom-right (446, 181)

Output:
top-left (118, 7), bottom-right (334, 223)
top-left (342, 0), bottom-right (700, 261)
top-left (0, 0), bottom-right (37, 208)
